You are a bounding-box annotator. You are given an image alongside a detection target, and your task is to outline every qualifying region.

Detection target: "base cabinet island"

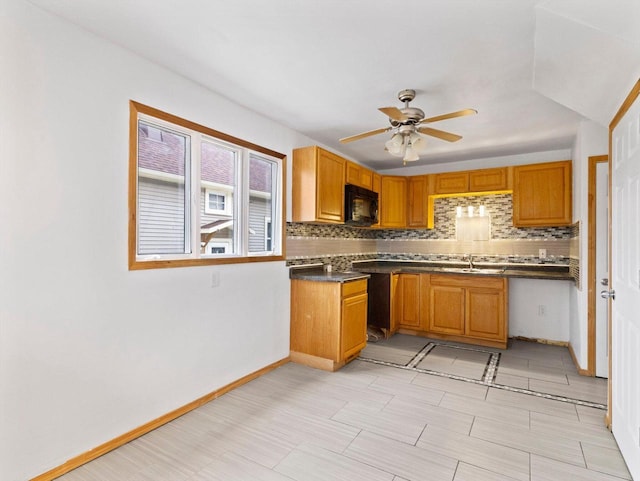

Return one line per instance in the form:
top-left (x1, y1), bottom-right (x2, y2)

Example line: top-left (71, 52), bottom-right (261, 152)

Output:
top-left (290, 276), bottom-right (368, 371)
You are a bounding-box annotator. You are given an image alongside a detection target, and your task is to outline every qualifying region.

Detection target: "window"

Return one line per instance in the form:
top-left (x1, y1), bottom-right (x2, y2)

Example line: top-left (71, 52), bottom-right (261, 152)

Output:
top-left (129, 101), bottom-right (285, 269)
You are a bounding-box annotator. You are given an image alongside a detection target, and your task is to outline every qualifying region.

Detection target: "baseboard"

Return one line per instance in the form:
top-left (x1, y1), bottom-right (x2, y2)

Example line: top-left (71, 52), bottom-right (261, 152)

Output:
top-left (567, 342), bottom-right (591, 376)
top-left (30, 356), bottom-right (290, 481)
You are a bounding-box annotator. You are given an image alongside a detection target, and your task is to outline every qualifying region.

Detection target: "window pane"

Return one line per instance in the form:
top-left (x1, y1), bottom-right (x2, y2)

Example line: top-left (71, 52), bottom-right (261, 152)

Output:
top-left (248, 154), bottom-right (275, 253)
top-left (137, 120), bottom-right (190, 255)
top-left (200, 141), bottom-right (237, 255)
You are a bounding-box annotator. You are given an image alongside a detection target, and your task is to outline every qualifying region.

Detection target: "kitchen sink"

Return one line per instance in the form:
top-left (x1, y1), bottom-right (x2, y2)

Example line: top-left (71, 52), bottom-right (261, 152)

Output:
top-left (438, 267), bottom-right (505, 275)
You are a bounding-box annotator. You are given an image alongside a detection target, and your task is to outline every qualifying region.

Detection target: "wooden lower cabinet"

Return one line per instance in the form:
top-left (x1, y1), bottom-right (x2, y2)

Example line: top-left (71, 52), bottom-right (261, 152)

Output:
top-left (393, 273), bottom-right (508, 349)
top-left (428, 284), bottom-right (465, 335)
top-left (290, 278), bottom-right (368, 371)
top-left (428, 274), bottom-right (508, 348)
top-left (397, 274), bottom-right (425, 330)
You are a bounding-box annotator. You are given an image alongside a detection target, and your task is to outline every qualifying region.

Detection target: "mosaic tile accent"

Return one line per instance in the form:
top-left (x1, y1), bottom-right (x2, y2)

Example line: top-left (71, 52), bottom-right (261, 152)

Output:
top-left (287, 222), bottom-right (376, 239)
top-left (286, 254), bottom-right (377, 272)
top-left (287, 193), bottom-right (576, 269)
top-left (569, 221), bottom-right (580, 289)
top-left (359, 340), bottom-right (606, 410)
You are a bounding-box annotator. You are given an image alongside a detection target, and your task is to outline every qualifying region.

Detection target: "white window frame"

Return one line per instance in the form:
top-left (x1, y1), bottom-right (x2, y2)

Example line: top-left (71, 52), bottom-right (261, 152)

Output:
top-left (204, 189), bottom-right (232, 216)
top-left (129, 101), bottom-right (285, 270)
top-left (264, 217), bottom-right (273, 251)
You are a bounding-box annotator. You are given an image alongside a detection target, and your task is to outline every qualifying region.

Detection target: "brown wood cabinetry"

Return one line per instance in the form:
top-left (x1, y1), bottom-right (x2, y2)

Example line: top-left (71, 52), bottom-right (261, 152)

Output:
top-left (292, 146), bottom-right (345, 223)
top-left (396, 274), bottom-right (429, 331)
top-left (469, 167), bottom-right (509, 192)
top-left (433, 172), bottom-right (469, 194)
top-left (512, 160), bottom-right (572, 227)
top-left (380, 176), bottom-right (407, 228)
top-left (427, 274), bottom-right (508, 348)
top-left (290, 278), bottom-right (368, 371)
top-left (346, 160), bottom-right (373, 190)
top-left (433, 168), bottom-right (509, 194)
top-left (407, 175), bottom-right (429, 227)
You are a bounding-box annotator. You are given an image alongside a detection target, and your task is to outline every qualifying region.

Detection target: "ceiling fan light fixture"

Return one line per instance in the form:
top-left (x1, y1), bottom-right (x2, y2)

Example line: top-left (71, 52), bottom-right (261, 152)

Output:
top-left (403, 144), bottom-right (420, 162)
top-left (409, 132), bottom-right (427, 153)
top-left (385, 133), bottom-right (404, 155)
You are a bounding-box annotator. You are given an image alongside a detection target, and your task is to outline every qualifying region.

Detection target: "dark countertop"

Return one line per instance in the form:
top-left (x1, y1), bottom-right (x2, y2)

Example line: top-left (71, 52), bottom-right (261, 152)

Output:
top-left (289, 260), bottom-right (574, 282)
top-left (289, 264), bottom-right (370, 283)
top-left (350, 260), bottom-right (574, 281)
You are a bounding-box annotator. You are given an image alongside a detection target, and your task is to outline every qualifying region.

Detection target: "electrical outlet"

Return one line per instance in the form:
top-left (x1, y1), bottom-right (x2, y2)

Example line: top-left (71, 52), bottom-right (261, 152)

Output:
top-left (211, 271), bottom-right (220, 288)
top-left (538, 305), bottom-right (546, 316)
top-left (539, 248), bottom-right (547, 259)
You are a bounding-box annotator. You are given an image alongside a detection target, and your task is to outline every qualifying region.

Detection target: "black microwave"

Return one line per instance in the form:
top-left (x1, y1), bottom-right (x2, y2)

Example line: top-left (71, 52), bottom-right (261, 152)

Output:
top-left (345, 184), bottom-right (379, 226)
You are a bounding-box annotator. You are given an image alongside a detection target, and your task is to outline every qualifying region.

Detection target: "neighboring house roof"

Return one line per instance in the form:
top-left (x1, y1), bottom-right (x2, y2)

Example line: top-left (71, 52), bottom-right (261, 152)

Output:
top-left (200, 219), bottom-right (234, 234)
top-left (138, 123), bottom-right (271, 192)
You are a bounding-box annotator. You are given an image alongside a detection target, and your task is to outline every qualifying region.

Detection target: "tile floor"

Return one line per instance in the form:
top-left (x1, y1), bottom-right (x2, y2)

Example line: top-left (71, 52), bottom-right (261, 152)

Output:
top-left (55, 338), bottom-right (630, 481)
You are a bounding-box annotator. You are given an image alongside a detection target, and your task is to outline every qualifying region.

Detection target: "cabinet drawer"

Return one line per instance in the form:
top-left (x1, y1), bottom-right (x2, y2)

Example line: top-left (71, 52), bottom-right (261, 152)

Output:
top-left (342, 279), bottom-right (368, 297)
top-left (429, 274), bottom-right (505, 289)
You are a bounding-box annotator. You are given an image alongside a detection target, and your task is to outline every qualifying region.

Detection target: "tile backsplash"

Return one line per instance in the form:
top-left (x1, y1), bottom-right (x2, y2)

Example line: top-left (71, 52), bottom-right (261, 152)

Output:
top-left (287, 193), bottom-right (576, 273)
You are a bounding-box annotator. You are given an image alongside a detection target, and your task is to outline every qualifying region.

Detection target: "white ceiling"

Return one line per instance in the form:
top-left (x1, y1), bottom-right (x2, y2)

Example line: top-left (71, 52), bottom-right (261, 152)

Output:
top-left (30, 0), bottom-right (640, 170)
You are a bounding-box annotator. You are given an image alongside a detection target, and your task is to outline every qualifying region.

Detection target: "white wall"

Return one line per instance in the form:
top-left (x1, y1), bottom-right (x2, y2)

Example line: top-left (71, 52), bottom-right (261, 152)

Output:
top-left (0, 2), bottom-right (313, 480)
top-left (568, 121), bottom-right (608, 369)
top-left (509, 279), bottom-right (572, 342)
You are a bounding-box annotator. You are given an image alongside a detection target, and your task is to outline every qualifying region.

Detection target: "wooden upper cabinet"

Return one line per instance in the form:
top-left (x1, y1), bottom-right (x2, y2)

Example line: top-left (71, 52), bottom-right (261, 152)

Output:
top-left (434, 168), bottom-right (509, 195)
top-left (407, 175), bottom-right (429, 228)
top-left (469, 167), bottom-right (509, 192)
top-left (434, 172), bottom-right (469, 194)
top-left (380, 176), bottom-right (407, 228)
top-left (346, 160), bottom-right (373, 190)
top-left (292, 146), bottom-right (345, 223)
top-left (513, 160), bottom-right (572, 227)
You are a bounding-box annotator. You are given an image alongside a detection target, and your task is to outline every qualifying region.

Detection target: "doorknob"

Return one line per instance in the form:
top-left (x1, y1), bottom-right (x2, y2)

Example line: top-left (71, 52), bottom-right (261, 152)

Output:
top-left (600, 289), bottom-right (616, 300)
top-left (601, 278), bottom-right (609, 286)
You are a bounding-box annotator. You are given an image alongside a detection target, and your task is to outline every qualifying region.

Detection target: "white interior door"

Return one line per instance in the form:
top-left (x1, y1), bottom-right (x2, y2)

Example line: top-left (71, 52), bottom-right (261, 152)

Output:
top-left (595, 161), bottom-right (609, 378)
top-left (610, 89), bottom-right (640, 479)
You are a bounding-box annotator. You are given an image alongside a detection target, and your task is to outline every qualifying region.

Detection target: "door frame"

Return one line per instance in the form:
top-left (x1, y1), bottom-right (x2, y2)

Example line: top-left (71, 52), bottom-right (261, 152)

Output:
top-left (606, 78), bottom-right (640, 427)
top-left (587, 154), bottom-right (608, 376)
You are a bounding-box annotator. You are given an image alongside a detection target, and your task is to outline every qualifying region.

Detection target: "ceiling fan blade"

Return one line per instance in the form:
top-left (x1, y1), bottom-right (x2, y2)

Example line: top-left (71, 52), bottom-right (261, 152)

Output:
top-left (417, 126), bottom-right (463, 142)
top-left (420, 109), bottom-right (478, 124)
top-left (379, 107), bottom-right (408, 122)
top-left (339, 127), bottom-right (390, 144)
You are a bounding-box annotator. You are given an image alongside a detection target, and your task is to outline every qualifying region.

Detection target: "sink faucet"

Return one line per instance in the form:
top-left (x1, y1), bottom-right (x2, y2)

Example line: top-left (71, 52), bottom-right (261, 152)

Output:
top-left (465, 254), bottom-right (475, 269)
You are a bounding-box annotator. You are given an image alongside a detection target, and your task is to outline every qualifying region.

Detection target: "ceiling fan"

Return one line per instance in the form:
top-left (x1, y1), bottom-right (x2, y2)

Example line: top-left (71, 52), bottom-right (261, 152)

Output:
top-left (339, 89), bottom-right (477, 164)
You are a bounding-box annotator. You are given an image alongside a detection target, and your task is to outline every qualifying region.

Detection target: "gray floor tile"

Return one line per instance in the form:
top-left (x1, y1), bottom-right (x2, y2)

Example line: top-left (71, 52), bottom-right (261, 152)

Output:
top-left (471, 417), bottom-right (585, 467)
top-left (439, 392), bottom-right (530, 428)
top-left (189, 452), bottom-right (293, 481)
top-left (384, 396), bottom-right (475, 435)
top-left (418, 425), bottom-right (530, 481)
top-left (412, 372), bottom-right (488, 400)
top-left (529, 412), bottom-right (617, 449)
top-left (531, 454), bottom-right (629, 481)
top-left (581, 442), bottom-right (632, 479)
top-left (454, 462), bottom-right (522, 481)
top-left (485, 387), bottom-right (578, 419)
top-left (344, 431), bottom-right (458, 481)
top-left (275, 443), bottom-right (394, 481)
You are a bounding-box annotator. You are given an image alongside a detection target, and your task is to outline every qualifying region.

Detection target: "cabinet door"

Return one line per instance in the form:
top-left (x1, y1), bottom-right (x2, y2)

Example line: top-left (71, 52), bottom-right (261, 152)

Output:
top-left (469, 167), bottom-right (508, 192)
top-left (434, 172), bottom-right (469, 194)
top-left (316, 149), bottom-right (346, 222)
top-left (513, 160), bottom-right (571, 226)
top-left (360, 168), bottom-right (374, 190)
top-left (429, 285), bottom-right (465, 335)
top-left (342, 292), bottom-right (368, 359)
top-left (397, 274), bottom-right (422, 329)
top-left (465, 288), bottom-right (505, 342)
top-left (380, 176), bottom-right (407, 227)
top-left (407, 175), bottom-right (429, 227)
